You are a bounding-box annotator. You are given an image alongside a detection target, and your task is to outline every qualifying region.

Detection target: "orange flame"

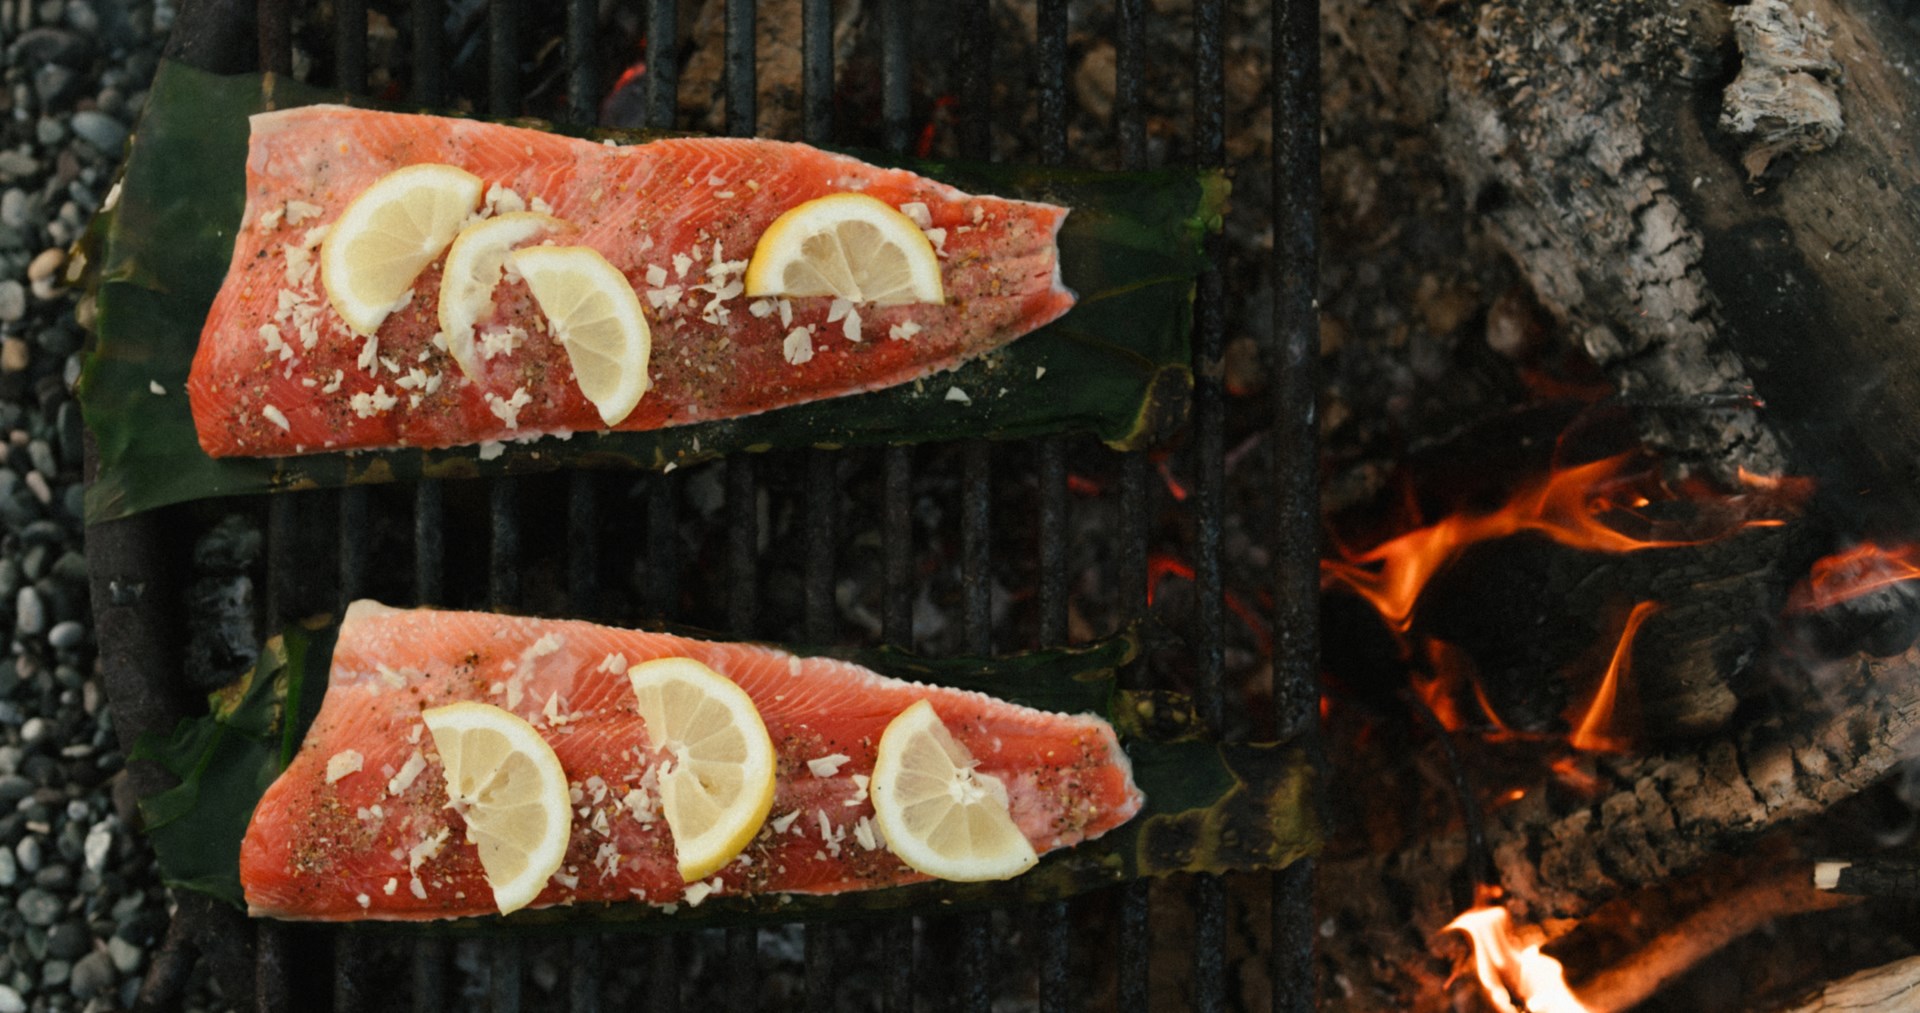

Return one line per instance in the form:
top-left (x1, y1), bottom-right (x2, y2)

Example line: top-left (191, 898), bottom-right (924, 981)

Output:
top-left (1786, 542), bottom-right (1920, 614)
top-left (1566, 602), bottom-right (1657, 752)
top-left (1321, 455), bottom-right (1710, 633)
top-left (1446, 893), bottom-right (1593, 1013)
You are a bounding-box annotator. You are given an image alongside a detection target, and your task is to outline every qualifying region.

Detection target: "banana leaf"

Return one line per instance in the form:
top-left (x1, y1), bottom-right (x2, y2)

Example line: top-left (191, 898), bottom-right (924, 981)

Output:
top-left (133, 619), bottom-right (1319, 930)
top-left (78, 61), bottom-right (1226, 524)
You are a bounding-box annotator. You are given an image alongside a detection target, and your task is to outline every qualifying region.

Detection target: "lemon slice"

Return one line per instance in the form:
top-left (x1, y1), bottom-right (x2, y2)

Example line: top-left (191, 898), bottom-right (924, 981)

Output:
top-left (321, 163), bottom-right (485, 336)
top-left (510, 246), bottom-right (652, 426)
top-left (438, 212), bottom-right (567, 378)
top-left (869, 699), bottom-right (1038, 882)
top-left (421, 702), bottom-right (571, 915)
top-left (743, 193), bottom-right (945, 305)
top-left (627, 657), bottom-right (776, 882)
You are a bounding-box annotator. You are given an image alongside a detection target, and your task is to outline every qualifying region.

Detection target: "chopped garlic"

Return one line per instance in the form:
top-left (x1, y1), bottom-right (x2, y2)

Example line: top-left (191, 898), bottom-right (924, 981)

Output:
top-left (262, 405), bottom-right (291, 431)
top-left (889, 320), bottom-right (922, 341)
top-left (853, 816), bottom-right (880, 851)
top-left (645, 264), bottom-right (669, 287)
top-left (828, 298), bottom-right (853, 323)
top-left (598, 653), bottom-right (628, 674)
top-left (770, 810), bottom-right (801, 835)
top-left (410, 877), bottom-right (428, 900)
top-left (408, 827), bottom-right (450, 872)
top-left (148, 381), bottom-right (166, 395)
top-left (945, 386), bottom-right (972, 405)
top-left (899, 202), bottom-right (932, 228)
top-left (672, 253), bottom-right (693, 278)
top-left (1035, 366), bottom-right (1046, 380)
top-left (783, 327), bottom-right (815, 366)
top-left (387, 749), bottom-right (426, 795)
top-left (924, 228), bottom-right (948, 255)
top-left (683, 878), bottom-right (721, 907)
top-left (807, 753), bottom-right (851, 778)
top-left (487, 387), bottom-right (532, 429)
top-left (285, 200), bottom-right (324, 225)
top-left (325, 749), bottom-right (364, 783)
top-left (383, 878), bottom-right (398, 895)
top-left (842, 308), bottom-right (862, 343)
top-left (748, 299), bottom-right (776, 318)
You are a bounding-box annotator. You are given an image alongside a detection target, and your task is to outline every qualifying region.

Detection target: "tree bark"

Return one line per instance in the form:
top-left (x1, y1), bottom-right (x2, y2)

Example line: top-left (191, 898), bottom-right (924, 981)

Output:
top-left (1326, 0), bottom-right (1920, 531)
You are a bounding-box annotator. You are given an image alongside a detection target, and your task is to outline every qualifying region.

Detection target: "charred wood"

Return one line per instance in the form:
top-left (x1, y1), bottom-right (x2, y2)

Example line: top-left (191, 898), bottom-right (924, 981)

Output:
top-left (1317, 647), bottom-right (1920, 1009)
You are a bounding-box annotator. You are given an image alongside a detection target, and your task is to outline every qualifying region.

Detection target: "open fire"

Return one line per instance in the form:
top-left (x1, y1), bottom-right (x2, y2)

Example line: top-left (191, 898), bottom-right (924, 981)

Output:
top-left (1446, 887), bottom-right (1591, 1013)
top-left (1313, 440), bottom-right (1920, 1011)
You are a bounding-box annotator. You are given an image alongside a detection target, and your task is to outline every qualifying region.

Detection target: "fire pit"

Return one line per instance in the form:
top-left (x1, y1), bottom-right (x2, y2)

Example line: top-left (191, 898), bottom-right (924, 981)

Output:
top-left (83, 0), bottom-right (1323, 1008)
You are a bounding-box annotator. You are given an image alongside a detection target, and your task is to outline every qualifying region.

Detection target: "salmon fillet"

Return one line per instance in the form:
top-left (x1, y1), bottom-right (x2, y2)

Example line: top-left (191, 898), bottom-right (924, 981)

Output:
top-left (238, 602), bottom-right (1143, 921)
top-left (188, 105), bottom-right (1075, 457)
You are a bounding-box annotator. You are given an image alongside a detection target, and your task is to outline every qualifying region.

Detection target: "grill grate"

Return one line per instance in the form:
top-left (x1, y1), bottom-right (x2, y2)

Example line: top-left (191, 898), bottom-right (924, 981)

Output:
top-left (85, 0), bottom-right (1325, 1007)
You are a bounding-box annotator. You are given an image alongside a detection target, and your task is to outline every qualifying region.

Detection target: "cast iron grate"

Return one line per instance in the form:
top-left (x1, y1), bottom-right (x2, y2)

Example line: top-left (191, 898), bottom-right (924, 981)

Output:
top-left (86, 0), bottom-right (1322, 1008)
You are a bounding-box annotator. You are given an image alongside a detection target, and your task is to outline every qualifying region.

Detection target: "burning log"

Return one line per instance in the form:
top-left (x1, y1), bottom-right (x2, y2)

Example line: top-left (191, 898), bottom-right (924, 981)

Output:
top-left (1317, 645), bottom-right (1920, 1009)
top-left (1573, 865), bottom-right (1858, 1013)
top-left (1813, 857), bottom-right (1920, 902)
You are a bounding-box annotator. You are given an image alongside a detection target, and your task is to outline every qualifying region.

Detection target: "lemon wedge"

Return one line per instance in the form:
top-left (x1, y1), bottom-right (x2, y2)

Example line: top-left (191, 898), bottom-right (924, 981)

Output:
top-left (438, 212), bottom-right (567, 378)
top-left (628, 657), bottom-right (776, 882)
top-left (510, 246), bottom-right (652, 426)
top-left (869, 699), bottom-right (1038, 882)
top-left (320, 163), bottom-right (485, 336)
top-left (421, 701), bottom-right (571, 915)
top-left (743, 193), bottom-right (944, 305)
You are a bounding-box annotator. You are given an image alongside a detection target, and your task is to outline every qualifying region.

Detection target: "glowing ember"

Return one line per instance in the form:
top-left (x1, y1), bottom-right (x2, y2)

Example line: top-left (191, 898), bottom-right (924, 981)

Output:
top-left (1321, 454), bottom-right (1712, 633)
top-left (1786, 542), bottom-right (1920, 614)
top-left (1566, 602), bottom-right (1658, 752)
top-left (1446, 894), bottom-right (1593, 1013)
top-left (1146, 553), bottom-right (1272, 653)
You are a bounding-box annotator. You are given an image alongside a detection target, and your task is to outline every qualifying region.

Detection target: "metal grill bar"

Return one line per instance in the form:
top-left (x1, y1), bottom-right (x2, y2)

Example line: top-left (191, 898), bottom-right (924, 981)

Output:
top-left (1191, 0), bottom-right (1232, 1004)
top-left (955, 0), bottom-right (997, 1001)
top-left (488, 0), bottom-right (519, 116)
top-left (336, 0), bottom-right (367, 94)
top-left (641, 3), bottom-right (685, 1003)
top-left (489, 474), bottom-right (524, 1010)
top-left (1032, 0), bottom-right (1073, 1005)
top-left (258, 0), bottom-right (290, 76)
top-left (878, 0), bottom-right (917, 1004)
top-left (562, 12), bottom-right (606, 1008)
top-left (725, 0), bottom-right (756, 137)
top-left (411, 0), bottom-right (445, 106)
top-left (1112, 0), bottom-right (1154, 1004)
top-left (802, 0), bottom-right (839, 1000)
top-left (1272, 0), bottom-right (1324, 1007)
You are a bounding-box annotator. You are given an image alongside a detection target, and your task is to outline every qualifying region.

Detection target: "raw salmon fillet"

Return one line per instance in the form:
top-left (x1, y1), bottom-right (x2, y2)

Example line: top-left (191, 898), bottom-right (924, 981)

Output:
top-left (239, 601), bottom-right (1143, 921)
top-left (188, 105), bottom-right (1075, 457)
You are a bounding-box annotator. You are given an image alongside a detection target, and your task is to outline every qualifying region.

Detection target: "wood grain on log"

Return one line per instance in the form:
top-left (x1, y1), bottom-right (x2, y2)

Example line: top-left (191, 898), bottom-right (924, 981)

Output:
top-left (1779, 954), bottom-right (1920, 1013)
top-left (1328, 0), bottom-right (1920, 532)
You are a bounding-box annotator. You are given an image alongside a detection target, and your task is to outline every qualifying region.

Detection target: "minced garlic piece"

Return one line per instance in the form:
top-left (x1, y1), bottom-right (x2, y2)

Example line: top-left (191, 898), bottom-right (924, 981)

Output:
top-left (325, 749), bottom-right (364, 783)
top-left (806, 754), bottom-right (851, 778)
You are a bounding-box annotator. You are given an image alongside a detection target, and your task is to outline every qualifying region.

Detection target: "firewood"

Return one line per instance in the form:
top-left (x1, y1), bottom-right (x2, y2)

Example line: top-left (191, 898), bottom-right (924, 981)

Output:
top-left (1776, 954), bottom-right (1920, 1013)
